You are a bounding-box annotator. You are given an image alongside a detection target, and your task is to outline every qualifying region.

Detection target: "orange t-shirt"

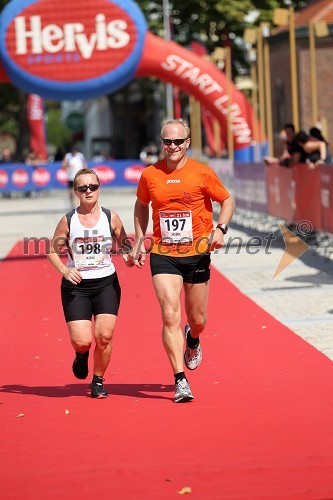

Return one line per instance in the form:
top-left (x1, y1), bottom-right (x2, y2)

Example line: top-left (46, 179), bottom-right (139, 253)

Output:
top-left (136, 158), bottom-right (230, 256)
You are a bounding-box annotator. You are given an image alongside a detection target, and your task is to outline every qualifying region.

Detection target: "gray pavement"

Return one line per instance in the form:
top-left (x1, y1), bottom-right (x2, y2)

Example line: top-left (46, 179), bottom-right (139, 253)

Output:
top-left (1, 188), bottom-right (333, 360)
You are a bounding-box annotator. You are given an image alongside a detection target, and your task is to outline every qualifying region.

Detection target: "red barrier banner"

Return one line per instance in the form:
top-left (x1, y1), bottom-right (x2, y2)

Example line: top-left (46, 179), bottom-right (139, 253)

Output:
top-left (233, 162), bottom-right (267, 213)
top-left (27, 94), bottom-right (48, 161)
top-left (320, 166), bottom-right (333, 234)
top-left (293, 164), bottom-right (322, 231)
top-left (266, 164), bottom-right (295, 222)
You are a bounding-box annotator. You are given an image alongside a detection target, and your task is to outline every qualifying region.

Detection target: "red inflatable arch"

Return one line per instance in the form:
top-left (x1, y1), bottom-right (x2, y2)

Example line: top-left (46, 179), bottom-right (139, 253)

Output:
top-left (136, 32), bottom-right (264, 161)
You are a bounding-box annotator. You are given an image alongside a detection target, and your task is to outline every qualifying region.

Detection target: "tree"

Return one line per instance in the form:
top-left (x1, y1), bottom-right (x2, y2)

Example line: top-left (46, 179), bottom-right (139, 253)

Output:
top-left (137, 1), bottom-right (311, 74)
top-left (45, 105), bottom-right (72, 153)
top-left (0, 0), bottom-right (313, 159)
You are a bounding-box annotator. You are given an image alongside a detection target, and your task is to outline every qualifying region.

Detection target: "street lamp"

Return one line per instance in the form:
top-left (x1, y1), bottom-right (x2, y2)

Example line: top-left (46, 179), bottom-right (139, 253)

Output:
top-left (256, 26), bottom-right (266, 146)
top-left (243, 28), bottom-right (261, 160)
top-left (189, 95), bottom-right (202, 160)
top-left (212, 47), bottom-right (233, 160)
top-left (273, 7), bottom-right (299, 130)
top-left (261, 22), bottom-right (273, 156)
top-left (248, 48), bottom-right (260, 158)
top-left (203, 53), bottom-right (223, 158)
top-left (163, 0), bottom-right (174, 119)
top-left (309, 20), bottom-right (329, 126)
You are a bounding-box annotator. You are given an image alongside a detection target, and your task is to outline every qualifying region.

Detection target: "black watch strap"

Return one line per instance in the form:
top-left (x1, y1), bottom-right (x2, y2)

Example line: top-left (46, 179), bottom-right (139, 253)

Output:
top-left (216, 223), bottom-right (228, 234)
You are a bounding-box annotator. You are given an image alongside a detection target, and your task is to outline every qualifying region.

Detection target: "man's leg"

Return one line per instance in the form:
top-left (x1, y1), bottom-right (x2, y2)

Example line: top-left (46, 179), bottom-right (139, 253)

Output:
top-left (183, 281), bottom-right (210, 370)
top-left (153, 273), bottom-right (194, 402)
top-left (152, 274), bottom-right (184, 373)
top-left (184, 281), bottom-right (210, 339)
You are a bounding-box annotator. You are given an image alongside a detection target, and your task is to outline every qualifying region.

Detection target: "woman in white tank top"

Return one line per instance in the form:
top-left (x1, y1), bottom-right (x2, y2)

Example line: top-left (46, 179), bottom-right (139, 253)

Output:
top-left (48, 168), bottom-right (133, 398)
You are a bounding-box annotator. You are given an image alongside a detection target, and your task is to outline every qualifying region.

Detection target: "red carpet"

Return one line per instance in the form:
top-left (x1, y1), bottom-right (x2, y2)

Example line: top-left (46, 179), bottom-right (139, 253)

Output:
top-left (1, 241), bottom-right (333, 499)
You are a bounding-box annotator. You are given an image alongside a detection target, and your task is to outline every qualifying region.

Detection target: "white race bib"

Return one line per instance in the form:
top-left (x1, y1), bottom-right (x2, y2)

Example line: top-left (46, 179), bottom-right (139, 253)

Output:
top-left (73, 236), bottom-right (108, 269)
top-left (159, 210), bottom-right (193, 244)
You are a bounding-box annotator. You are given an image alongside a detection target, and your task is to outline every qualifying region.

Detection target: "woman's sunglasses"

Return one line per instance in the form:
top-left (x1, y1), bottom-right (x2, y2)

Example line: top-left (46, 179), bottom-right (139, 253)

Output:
top-left (161, 138), bottom-right (187, 146)
top-left (76, 184), bottom-right (100, 193)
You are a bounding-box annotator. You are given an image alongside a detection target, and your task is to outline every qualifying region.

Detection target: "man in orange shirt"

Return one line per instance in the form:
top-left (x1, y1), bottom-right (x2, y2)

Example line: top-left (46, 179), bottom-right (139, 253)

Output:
top-left (133, 118), bottom-right (235, 403)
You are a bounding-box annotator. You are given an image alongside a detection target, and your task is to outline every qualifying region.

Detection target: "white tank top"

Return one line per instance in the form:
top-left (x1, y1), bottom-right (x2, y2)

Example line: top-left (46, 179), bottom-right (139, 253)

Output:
top-left (67, 207), bottom-right (115, 279)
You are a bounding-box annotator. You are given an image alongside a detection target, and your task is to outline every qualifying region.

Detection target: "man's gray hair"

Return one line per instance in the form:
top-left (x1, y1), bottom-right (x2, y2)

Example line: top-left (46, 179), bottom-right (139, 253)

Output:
top-left (161, 118), bottom-right (191, 139)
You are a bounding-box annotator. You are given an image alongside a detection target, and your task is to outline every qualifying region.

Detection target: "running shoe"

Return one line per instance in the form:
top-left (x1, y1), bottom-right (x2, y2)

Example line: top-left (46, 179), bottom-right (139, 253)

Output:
top-left (72, 351), bottom-right (89, 379)
top-left (174, 378), bottom-right (194, 403)
top-left (90, 378), bottom-right (109, 399)
top-left (184, 323), bottom-right (202, 370)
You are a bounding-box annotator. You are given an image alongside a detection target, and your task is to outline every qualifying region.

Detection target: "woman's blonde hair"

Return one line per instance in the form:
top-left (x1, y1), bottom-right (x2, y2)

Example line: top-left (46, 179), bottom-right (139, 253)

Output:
top-left (73, 168), bottom-right (100, 188)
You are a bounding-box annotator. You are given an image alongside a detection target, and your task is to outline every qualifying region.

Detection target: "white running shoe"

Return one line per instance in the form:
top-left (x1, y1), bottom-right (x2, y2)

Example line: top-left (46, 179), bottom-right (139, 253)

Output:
top-left (184, 323), bottom-right (202, 370)
top-left (174, 378), bottom-right (194, 403)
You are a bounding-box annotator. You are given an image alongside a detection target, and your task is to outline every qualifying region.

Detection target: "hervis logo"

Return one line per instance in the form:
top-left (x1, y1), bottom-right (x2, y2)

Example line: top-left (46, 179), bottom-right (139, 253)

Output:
top-left (32, 167), bottom-right (51, 186)
top-left (12, 169), bottom-right (29, 187)
top-left (124, 165), bottom-right (145, 183)
top-left (0, 0), bottom-right (147, 100)
top-left (93, 165), bottom-right (116, 184)
top-left (0, 170), bottom-right (9, 188)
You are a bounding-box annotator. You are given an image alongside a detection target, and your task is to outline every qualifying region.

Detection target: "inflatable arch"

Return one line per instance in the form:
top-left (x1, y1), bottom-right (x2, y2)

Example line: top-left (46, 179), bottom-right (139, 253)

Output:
top-left (0, 0), bottom-right (265, 161)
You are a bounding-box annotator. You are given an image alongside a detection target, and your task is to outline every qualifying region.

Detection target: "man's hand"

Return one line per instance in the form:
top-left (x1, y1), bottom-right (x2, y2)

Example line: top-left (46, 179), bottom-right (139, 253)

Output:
top-left (209, 229), bottom-right (224, 252)
top-left (132, 242), bottom-right (146, 268)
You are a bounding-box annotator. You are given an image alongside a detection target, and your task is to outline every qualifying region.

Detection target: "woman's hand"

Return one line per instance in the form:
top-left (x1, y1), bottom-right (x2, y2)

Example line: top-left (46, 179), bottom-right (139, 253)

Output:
top-left (62, 267), bottom-right (82, 284)
top-left (122, 253), bottom-right (134, 267)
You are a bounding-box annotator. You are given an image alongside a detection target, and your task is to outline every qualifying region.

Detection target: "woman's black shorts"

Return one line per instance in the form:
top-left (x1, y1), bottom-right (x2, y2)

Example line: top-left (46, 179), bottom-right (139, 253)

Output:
top-left (61, 273), bottom-right (121, 322)
top-left (150, 253), bottom-right (211, 284)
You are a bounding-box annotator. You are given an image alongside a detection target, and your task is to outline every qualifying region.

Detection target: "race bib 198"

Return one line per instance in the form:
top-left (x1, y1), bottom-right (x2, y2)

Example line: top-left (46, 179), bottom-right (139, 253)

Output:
top-left (73, 235), bottom-right (108, 268)
top-left (159, 210), bottom-right (193, 244)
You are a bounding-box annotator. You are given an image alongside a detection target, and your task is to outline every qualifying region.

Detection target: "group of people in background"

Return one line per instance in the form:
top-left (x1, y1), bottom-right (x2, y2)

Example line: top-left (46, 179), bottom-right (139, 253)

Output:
top-left (264, 122), bottom-right (332, 168)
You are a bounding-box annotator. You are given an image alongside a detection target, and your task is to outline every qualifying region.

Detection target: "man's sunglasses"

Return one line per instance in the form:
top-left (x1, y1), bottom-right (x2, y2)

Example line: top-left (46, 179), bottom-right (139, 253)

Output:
top-left (161, 138), bottom-right (187, 146)
top-left (76, 184), bottom-right (100, 193)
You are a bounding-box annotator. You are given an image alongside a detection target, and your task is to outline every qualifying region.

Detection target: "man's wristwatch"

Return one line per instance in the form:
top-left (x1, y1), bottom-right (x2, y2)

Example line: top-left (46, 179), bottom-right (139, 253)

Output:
top-left (216, 223), bottom-right (228, 235)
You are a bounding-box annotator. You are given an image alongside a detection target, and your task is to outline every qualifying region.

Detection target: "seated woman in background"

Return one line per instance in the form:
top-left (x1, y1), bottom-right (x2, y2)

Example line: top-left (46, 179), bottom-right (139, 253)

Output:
top-left (309, 127), bottom-right (332, 164)
top-left (295, 130), bottom-right (328, 169)
top-left (264, 129), bottom-right (292, 166)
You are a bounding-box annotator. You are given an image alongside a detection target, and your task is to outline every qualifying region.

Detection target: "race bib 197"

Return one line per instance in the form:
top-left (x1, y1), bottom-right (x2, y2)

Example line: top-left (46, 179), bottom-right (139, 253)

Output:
top-left (159, 210), bottom-right (193, 244)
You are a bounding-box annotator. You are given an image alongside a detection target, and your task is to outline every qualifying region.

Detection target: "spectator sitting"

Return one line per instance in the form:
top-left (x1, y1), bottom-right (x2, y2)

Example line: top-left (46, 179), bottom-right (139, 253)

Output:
top-left (139, 143), bottom-right (159, 166)
top-left (284, 123), bottom-right (308, 165)
top-left (264, 129), bottom-right (292, 166)
top-left (92, 150), bottom-right (106, 163)
top-left (0, 147), bottom-right (16, 163)
top-left (0, 147), bottom-right (16, 198)
top-left (25, 149), bottom-right (46, 166)
top-left (309, 127), bottom-right (332, 164)
top-left (265, 123), bottom-right (307, 167)
top-left (24, 150), bottom-right (47, 198)
top-left (295, 130), bottom-right (327, 169)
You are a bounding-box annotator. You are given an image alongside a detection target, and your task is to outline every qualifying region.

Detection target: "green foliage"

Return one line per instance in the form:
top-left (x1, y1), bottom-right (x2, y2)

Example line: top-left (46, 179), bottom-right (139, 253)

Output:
top-left (45, 107), bottom-right (72, 149)
top-left (0, 84), bottom-right (21, 138)
top-left (138, 1), bottom-right (311, 46)
top-left (137, 0), bottom-right (311, 75)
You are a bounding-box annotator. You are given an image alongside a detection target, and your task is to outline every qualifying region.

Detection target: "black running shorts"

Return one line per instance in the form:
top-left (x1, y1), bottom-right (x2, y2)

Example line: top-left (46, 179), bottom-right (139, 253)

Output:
top-left (150, 253), bottom-right (211, 284)
top-left (61, 273), bottom-right (121, 322)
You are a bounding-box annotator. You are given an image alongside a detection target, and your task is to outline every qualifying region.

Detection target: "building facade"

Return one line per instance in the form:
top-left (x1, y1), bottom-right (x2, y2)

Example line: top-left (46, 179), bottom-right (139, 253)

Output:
top-left (269, 0), bottom-right (333, 154)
